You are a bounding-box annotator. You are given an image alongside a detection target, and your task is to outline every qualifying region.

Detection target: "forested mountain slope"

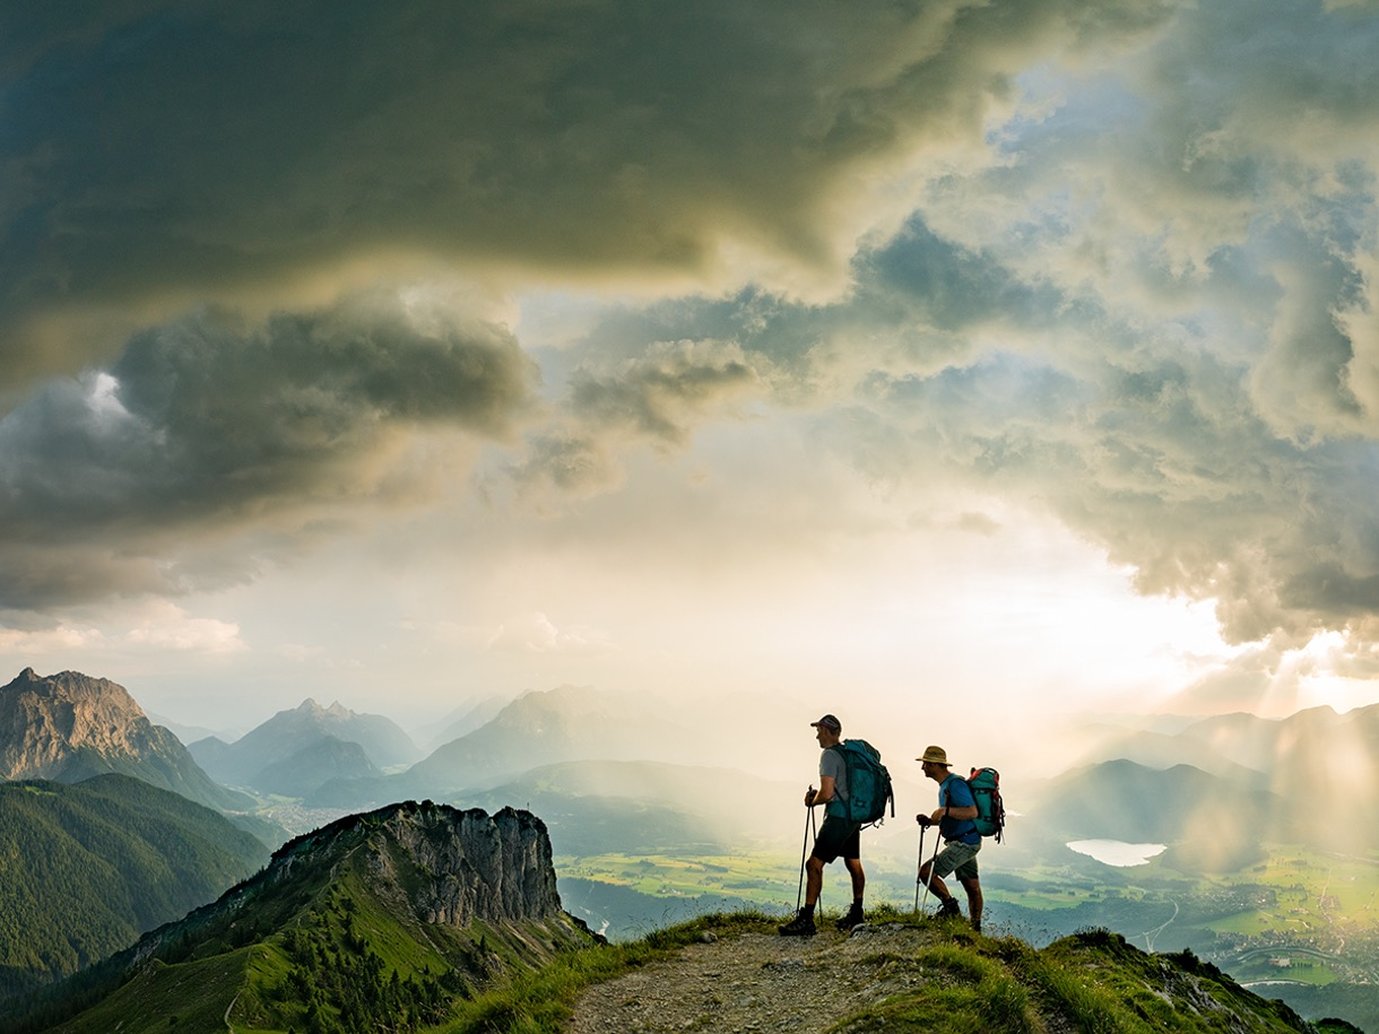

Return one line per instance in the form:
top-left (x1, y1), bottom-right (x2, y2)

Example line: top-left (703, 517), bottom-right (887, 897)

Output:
top-left (0, 774), bottom-right (268, 998)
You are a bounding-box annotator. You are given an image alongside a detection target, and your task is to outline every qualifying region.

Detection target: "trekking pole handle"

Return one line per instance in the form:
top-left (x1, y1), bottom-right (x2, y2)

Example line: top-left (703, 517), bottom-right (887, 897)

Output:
top-left (804, 784), bottom-right (818, 807)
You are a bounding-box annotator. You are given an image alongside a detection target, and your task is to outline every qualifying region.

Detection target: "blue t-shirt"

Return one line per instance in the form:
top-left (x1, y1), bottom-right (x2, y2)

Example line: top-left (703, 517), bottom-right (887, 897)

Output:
top-left (939, 774), bottom-right (981, 845)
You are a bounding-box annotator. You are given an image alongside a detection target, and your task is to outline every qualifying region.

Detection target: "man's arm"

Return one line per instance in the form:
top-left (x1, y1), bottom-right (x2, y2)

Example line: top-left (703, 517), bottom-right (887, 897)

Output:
top-left (927, 803), bottom-right (977, 824)
top-left (921, 777), bottom-right (978, 825)
top-left (806, 775), bottom-right (838, 806)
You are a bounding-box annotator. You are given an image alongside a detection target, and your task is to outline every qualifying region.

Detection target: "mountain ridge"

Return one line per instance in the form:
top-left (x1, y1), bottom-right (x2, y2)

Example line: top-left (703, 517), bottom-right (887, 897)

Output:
top-left (188, 695), bottom-right (420, 794)
top-left (0, 668), bottom-right (250, 812)
top-left (2, 800), bottom-right (597, 1034)
top-left (565, 916), bottom-right (1359, 1034)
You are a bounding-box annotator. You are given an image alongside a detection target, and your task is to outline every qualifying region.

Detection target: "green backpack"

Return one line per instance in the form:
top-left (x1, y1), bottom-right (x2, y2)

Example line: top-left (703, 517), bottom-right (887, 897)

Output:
top-left (827, 740), bottom-right (895, 825)
top-left (967, 767), bottom-right (1005, 842)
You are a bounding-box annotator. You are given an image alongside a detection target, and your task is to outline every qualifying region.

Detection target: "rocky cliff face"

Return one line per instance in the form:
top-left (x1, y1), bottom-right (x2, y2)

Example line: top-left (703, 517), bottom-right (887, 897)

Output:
top-left (392, 804), bottom-right (563, 924)
top-left (279, 800), bottom-right (564, 926)
top-left (1, 667), bottom-right (152, 777)
top-left (116, 800), bottom-right (590, 981)
top-left (0, 667), bottom-right (249, 810)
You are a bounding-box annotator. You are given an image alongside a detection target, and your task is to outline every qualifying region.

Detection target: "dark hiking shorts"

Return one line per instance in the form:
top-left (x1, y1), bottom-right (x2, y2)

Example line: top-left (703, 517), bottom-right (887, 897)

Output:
top-left (812, 815), bottom-right (861, 864)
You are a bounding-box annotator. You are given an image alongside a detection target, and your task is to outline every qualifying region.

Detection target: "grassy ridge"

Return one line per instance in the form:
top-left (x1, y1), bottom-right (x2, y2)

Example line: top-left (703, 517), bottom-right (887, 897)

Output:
top-left (54, 950), bottom-right (253, 1034)
top-left (405, 908), bottom-right (1352, 1034)
top-left (28, 903), bottom-right (1363, 1033)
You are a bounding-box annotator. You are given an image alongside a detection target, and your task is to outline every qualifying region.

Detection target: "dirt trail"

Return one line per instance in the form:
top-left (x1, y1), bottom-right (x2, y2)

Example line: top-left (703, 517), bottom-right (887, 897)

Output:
top-left (566, 923), bottom-right (939, 1034)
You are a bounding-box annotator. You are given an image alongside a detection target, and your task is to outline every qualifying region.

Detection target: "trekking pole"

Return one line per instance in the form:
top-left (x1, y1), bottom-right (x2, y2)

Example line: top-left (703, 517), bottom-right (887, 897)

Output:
top-left (918, 828), bottom-right (941, 914)
top-left (809, 805), bottom-right (819, 912)
top-left (795, 801), bottom-right (812, 912)
top-left (913, 824), bottom-right (926, 914)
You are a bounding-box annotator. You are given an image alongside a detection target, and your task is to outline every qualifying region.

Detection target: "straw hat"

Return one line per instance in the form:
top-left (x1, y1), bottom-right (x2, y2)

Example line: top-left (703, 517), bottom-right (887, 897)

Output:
top-left (917, 745), bottom-right (951, 767)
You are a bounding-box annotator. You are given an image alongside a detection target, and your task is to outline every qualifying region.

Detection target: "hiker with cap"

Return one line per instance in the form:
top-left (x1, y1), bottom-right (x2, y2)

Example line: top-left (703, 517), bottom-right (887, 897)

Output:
top-left (779, 713), bottom-right (867, 936)
top-left (916, 744), bottom-right (984, 932)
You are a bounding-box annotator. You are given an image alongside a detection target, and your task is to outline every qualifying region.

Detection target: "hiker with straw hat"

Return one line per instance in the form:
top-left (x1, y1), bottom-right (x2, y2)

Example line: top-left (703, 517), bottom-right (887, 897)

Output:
top-left (916, 744), bottom-right (984, 932)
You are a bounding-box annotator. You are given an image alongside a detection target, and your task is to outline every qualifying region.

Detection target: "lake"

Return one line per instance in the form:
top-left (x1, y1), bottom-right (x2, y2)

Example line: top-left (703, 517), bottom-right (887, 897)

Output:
top-left (1066, 839), bottom-right (1167, 866)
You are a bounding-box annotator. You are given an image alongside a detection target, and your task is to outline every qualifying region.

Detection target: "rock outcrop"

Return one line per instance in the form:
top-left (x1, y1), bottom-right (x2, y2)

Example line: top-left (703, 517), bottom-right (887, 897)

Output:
top-left (1, 801), bottom-right (595, 1033)
top-left (0, 667), bottom-right (249, 811)
top-left (289, 800), bottom-right (564, 924)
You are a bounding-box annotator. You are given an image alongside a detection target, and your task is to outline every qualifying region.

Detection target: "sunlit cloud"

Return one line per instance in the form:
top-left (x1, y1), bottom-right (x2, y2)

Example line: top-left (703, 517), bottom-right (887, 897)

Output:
top-left (0, 623), bottom-right (106, 654)
top-left (125, 602), bottom-right (245, 655)
top-left (486, 612), bottom-right (616, 656)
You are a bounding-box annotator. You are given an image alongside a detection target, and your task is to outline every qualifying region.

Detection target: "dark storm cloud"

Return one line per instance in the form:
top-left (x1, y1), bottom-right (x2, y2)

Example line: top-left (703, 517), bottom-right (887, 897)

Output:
top-left (569, 341), bottom-right (761, 445)
top-left (0, 296), bottom-right (535, 607)
top-left (0, 0), bottom-right (1175, 387)
top-left (509, 340), bottom-right (764, 499)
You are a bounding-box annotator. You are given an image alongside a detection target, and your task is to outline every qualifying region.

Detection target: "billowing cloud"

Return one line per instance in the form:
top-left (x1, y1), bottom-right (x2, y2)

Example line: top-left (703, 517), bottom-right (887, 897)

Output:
top-left (0, 601), bottom-right (241, 657)
top-left (508, 339), bottom-right (767, 502)
top-left (125, 601), bottom-right (245, 654)
top-left (0, 0), bottom-right (1177, 388)
top-left (582, 0), bottom-right (1378, 660)
top-left (7, 0), bottom-right (1379, 692)
top-left (0, 292), bottom-right (536, 608)
top-left (484, 611), bottom-right (615, 655)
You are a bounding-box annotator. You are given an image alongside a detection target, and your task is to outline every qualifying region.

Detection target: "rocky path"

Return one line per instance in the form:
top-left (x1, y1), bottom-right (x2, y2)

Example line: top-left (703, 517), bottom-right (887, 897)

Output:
top-left (566, 922), bottom-right (939, 1034)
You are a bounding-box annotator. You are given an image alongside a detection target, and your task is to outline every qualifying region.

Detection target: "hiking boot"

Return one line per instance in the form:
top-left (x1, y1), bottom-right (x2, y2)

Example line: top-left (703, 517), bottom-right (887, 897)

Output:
top-left (836, 905), bottom-right (865, 931)
top-left (778, 910), bottom-right (816, 937)
top-left (971, 919), bottom-right (982, 934)
top-left (935, 897), bottom-right (962, 920)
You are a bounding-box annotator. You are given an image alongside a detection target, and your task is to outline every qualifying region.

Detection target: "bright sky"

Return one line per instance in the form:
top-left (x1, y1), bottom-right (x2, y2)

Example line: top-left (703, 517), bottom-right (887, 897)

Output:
top-left (3, 1), bottom-right (1379, 738)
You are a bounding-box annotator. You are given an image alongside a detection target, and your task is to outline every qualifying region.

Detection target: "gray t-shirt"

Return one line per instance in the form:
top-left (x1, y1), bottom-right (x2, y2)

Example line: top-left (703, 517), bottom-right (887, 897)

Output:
top-left (820, 746), bottom-right (849, 803)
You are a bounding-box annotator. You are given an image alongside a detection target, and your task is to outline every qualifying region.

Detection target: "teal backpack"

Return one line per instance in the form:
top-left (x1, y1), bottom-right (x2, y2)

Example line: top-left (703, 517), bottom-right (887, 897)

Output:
top-left (827, 740), bottom-right (895, 825)
top-left (967, 767), bottom-right (1005, 842)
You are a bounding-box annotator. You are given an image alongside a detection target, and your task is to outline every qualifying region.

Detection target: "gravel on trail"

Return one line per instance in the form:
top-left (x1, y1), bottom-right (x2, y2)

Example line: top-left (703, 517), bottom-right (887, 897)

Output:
top-left (566, 922), bottom-right (944, 1034)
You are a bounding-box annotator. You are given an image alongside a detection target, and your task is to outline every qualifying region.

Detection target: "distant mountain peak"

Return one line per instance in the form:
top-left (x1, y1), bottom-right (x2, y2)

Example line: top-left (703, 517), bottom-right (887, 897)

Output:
top-left (294, 697), bottom-right (353, 718)
top-left (191, 693), bottom-right (420, 791)
top-left (0, 668), bottom-right (249, 811)
top-left (0, 669), bottom-right (151, 770)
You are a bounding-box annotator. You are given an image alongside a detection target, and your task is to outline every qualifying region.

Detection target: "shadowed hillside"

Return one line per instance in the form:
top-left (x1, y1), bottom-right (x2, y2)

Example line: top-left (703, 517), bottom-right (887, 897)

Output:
top-left (0, 774), bottom-right (268, 999)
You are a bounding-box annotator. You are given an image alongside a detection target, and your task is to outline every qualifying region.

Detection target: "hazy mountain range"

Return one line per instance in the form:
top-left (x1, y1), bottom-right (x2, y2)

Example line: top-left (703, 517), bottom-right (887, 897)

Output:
top-left (421, 693), bottom-right (512, 753)
top-left (1023, 758), bottom-right (1281, 871)
top-left (1065, 703), bottom-right (1379, 853)
top-left (470, 759), bottom-right (798, 856)
top-left (309, 683), bottom-right (801, 808)
top-left (188, 696), bottom-right (419, 795)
